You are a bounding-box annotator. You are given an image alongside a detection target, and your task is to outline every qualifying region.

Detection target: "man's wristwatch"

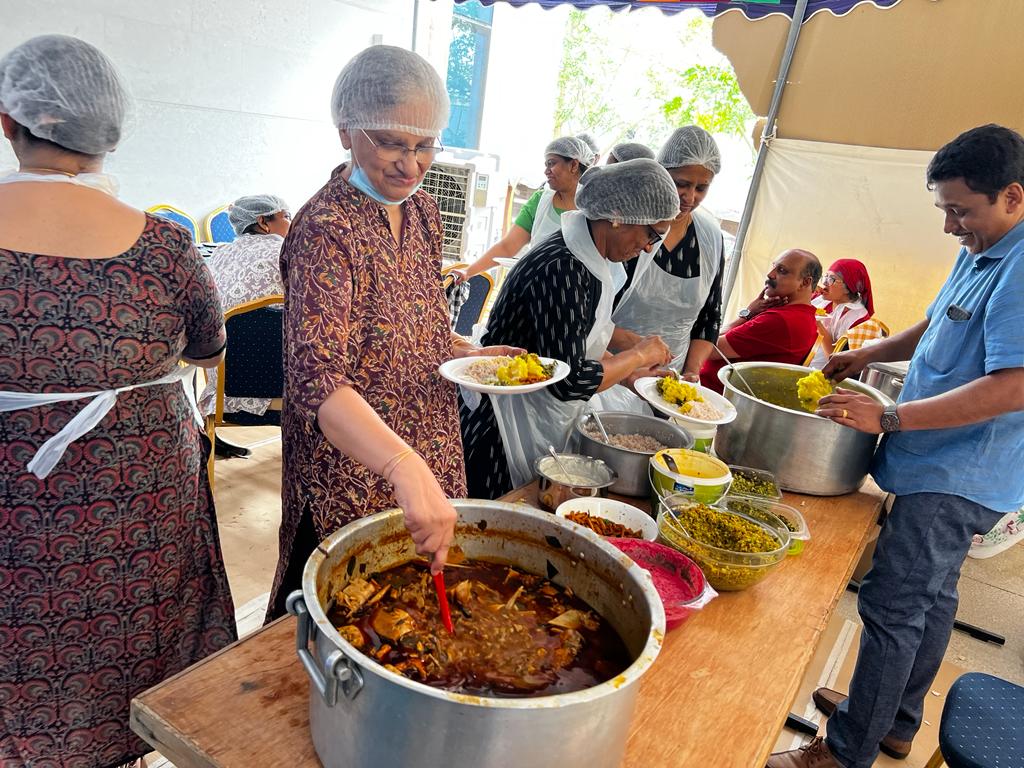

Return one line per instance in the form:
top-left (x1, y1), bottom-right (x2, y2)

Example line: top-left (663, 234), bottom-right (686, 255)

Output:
top-left (880, 404), bottom-right (901, 433)
top-left (738, 308), bottom-right (752, 320)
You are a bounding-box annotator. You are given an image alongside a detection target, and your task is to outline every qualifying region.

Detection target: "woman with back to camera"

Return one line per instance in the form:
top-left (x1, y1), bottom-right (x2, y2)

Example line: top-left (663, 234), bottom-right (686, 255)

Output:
top-left (0, 35), bottom-right (235, 768)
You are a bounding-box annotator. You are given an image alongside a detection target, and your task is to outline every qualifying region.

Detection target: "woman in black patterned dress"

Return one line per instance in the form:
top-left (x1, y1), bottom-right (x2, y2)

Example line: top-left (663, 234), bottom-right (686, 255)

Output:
top-left (460, 159), bottom-right (681, 499)
top-left (0, 36), bottom-right (235, 768)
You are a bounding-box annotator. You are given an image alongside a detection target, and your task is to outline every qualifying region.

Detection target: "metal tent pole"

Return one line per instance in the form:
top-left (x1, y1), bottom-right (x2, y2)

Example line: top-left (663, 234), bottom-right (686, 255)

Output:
top-left (722, 0), bottom-right (810, 308)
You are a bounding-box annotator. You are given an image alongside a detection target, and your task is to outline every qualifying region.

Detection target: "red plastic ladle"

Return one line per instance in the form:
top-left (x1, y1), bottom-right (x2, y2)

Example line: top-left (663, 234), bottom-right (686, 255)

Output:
top-left (433, 571), bottom-right (455, 635)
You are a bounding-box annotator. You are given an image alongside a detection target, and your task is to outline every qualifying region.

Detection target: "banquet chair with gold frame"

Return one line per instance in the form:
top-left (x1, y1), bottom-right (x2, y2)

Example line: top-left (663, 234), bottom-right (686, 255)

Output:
top-left (205, 295), bottom-right (284, 487)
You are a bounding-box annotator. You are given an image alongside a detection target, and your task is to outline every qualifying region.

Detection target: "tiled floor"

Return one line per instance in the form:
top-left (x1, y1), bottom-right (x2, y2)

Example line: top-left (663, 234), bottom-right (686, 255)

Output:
top-left (199, 430), bottom-right (1024, 767)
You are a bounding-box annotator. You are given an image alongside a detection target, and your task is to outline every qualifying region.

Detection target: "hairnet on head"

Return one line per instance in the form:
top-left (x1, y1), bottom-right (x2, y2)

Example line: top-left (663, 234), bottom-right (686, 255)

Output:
top-left (576, 159), bottom-right (680, 225)
top-left (228, 194), bottom-right (290, 235)
top-left (576, 132), bottom-right (599, 155)
top-left (331, 45), bottom-right (449, 138)
top-left (657, 125), bottom-right (722, 173)
top-left (0, 34), bottom-right (131, 155)
top-left (610, 142), bottom-right (655, 162)
top-left (545, 136), bottom-right (596, 168)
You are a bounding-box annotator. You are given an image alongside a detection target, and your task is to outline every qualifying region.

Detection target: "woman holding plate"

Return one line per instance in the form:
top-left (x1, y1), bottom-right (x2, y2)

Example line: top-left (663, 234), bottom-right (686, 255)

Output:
top-left (267, 46), bottom-right (516, 619)
top-left (460, 159), bottom-right (679, 499)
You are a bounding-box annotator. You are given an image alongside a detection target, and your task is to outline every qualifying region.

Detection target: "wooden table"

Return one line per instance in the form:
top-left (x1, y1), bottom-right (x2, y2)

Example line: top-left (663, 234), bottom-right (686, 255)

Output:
top-left (132, 483), bottom-right (884, 768)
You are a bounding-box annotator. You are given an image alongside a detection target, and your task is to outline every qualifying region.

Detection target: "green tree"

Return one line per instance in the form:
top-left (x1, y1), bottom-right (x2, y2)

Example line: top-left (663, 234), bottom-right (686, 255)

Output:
top-left (553, 10), bottom-right (755, 152)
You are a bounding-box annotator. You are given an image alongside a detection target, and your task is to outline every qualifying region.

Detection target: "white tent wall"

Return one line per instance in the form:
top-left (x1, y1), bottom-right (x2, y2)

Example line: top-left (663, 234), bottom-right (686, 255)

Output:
top-left (732, 138), bottom-right (953, 333)
top-left (0, 0), bottom-right (451, 220)
top-left (714, 0), bottom-right (1024, 331)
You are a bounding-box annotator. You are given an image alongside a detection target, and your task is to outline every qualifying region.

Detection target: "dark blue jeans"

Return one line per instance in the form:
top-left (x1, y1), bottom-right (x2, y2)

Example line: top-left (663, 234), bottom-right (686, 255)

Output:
top-left (826, 492), bottom-right (1004, 768)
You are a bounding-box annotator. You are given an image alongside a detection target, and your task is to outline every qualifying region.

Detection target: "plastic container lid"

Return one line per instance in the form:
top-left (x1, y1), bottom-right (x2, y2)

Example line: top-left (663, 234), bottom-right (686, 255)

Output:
top-left (609, 538), bottom-right (715, 629)
top-left (717, 495), bottom-right (810, 556)
top-left (726, 465), bottom-right (783, 501)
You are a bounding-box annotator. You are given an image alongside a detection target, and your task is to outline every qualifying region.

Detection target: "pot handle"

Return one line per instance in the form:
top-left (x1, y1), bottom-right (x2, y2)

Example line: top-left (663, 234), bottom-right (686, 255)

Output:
top-left (286, 591), bottom-right (364, 706)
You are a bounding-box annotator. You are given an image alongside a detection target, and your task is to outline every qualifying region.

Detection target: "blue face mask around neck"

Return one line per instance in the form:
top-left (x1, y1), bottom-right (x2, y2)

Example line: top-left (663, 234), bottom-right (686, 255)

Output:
top-left (348, 162), bottom-right (422, 205)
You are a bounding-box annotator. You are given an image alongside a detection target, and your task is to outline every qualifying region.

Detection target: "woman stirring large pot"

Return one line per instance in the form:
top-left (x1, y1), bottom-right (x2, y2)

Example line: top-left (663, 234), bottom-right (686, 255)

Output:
top-left (460, 159), bottom-right (680, 498)
top-left (266, 46), bottom-right (517, 619)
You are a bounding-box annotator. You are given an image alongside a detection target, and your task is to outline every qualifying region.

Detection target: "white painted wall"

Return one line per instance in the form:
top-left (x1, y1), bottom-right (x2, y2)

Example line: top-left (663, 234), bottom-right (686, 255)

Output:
top-left (0, 0), bottom-right (454, 229)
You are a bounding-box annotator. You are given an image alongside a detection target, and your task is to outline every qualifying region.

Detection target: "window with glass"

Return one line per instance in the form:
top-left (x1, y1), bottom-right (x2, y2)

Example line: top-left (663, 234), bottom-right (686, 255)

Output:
top-left (443, 2), bottom-right (494, 150)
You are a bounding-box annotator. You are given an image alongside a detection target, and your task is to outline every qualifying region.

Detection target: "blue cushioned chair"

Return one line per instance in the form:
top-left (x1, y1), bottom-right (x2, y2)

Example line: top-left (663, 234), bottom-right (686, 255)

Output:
top-left (453, 273), bottom-right (493, 337)
top-left (146, 204), bottom-right (199, 242)
top-left (205, 295), bottom-right (284, 487)
top-left (204, 205), bottom-right (236, 243)
top-left (924, 672), bottom-right (1024, 768)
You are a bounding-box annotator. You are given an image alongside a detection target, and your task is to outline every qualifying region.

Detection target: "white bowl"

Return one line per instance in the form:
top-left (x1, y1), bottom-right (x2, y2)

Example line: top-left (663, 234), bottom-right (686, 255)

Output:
top-left (555, 497), bottom-right (658, 541)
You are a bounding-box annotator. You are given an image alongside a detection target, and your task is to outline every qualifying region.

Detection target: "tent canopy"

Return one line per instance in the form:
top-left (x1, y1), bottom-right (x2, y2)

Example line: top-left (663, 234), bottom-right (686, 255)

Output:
top-left (452, 0), bottom-right (900, 21)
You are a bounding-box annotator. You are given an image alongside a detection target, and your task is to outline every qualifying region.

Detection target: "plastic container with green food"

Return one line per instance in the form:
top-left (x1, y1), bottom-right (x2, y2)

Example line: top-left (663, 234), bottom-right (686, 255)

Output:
top-left (655, 493), bottom-right (790, 591)
top-left (717, 495), bottom-right (810, 556)
top-left (726, 465), bottom-right (783, 501)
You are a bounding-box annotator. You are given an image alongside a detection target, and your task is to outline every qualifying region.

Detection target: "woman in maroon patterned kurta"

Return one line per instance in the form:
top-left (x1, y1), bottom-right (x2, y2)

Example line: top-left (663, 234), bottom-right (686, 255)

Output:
top-left (266, 46), bottom-right (517, 618)
top-left (0, 35), bottom-right (235, 768)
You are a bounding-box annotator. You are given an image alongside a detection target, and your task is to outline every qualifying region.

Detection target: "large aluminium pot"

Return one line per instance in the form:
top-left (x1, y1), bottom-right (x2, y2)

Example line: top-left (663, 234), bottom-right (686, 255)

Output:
top-left (861, 361), bottom-right (910, 402)
top-left (573, 411), bottom-right (694, 497)
top-left (287, 499), bottom-right (665, 768)
top-left (714, 362), bottom-right (894, 496)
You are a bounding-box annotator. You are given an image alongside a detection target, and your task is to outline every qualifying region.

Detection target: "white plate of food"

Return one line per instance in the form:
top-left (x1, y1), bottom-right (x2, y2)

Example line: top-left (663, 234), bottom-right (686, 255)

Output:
top-left (634, 376), bottom-right (738, 426)
top-left (439, 353), bottom-right (570, 395)
top-left (494, 257), bottom-right (520, 269)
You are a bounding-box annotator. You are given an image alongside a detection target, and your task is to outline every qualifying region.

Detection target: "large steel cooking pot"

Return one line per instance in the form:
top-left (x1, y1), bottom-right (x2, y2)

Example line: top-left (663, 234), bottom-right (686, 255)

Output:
top-left (287, 499), bottom-right (665, 768)
top-left (714, 362), bottom-right (894, 495)
top-left (862, 361), bottom-right (910, 402)
top-left (573, 411), bottom-right (694, 496)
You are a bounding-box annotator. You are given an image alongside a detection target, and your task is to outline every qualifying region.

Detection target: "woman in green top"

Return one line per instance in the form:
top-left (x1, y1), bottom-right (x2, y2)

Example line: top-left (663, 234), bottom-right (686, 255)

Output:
top-left (451, 136), bottom-right (594, 284)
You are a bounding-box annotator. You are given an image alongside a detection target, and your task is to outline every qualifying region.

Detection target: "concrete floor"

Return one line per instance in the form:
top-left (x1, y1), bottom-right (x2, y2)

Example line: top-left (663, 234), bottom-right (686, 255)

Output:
top-left (209, 428), bottom-right (1024, 765)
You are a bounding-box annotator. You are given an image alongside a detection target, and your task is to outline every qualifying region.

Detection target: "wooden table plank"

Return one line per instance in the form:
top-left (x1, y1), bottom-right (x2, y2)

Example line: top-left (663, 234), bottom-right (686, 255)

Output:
top-left (132, 483), bottom-right (883, 768)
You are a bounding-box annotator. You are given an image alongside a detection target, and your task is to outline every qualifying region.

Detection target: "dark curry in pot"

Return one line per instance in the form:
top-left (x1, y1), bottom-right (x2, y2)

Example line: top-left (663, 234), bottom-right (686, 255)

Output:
top-left (327, 559), bottom-right (631, 698)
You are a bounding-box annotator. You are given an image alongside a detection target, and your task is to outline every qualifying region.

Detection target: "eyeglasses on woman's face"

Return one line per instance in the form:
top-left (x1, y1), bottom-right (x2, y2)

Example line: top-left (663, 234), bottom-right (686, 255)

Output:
top-left (822, 273), bottom-right (844, 287)
top-left (361, 129), bottom-right (443, 163)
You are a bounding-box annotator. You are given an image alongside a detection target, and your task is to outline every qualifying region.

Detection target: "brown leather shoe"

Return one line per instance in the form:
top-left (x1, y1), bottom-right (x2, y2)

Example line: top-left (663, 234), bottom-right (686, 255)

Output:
top-left (812, 687), bottom-right (846, 717)
top-left (766, 737), bottom-right (841, 767)
top-left (810, 688), bottom-right (913, 760)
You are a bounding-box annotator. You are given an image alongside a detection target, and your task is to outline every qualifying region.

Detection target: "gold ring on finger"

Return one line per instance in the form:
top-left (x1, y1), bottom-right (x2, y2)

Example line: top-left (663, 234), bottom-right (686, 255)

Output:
top-left (842, 409), bottom-right (848, 419)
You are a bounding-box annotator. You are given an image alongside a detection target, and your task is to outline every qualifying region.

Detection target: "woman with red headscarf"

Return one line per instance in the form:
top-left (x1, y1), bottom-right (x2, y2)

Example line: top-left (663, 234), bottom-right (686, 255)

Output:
top-left (809, 258), bottom-right (874, 368)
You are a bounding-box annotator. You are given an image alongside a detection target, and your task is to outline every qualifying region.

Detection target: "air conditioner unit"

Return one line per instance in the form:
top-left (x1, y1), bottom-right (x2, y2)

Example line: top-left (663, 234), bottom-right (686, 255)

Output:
top-left (422, 161), bottom-right (473, 263)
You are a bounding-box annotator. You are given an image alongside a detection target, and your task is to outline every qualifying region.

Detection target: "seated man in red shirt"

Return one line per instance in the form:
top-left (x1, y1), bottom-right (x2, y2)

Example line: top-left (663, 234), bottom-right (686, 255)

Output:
top-left (699, 248), bottom-right (822, 393)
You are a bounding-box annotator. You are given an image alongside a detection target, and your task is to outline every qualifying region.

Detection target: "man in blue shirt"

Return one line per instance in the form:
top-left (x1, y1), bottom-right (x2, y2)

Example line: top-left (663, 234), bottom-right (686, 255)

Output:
top-left (768, 124), bottom-right (1024, 768)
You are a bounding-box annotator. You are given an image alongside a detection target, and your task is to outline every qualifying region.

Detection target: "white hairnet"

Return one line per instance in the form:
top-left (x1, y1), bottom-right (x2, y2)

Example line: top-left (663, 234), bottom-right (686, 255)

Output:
top-left (576, 158), bottom-right (680, 225)
top-left (657, 125), bottom-right (722, 173)
top-left (228, 194), bottom-right (290, 235)
top-left (0, 34), bottom-right (130, 155)
top-left (545, 136), bottom-right (595, 168)
top-left (576, 132), bottom-right (599, 155)
top-left (331, 45), bottom-right (449, 138)
top-left (610, 142), bottom-right (655, 162)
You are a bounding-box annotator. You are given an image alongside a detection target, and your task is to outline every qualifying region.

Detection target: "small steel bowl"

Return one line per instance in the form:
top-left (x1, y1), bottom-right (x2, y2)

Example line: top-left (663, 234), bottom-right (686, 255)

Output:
top-left (534, 453), bottom-right (618, 512)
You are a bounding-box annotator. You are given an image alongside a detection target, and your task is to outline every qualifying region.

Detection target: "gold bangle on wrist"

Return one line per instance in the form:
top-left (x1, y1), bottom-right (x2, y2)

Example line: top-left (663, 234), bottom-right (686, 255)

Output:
top-left (384, 449), bottom-right (417, 483)
top-left (381, 447), bottom-right (414, 479)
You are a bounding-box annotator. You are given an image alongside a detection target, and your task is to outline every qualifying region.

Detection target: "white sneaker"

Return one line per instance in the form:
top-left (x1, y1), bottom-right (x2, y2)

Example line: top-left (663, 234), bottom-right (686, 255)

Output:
top-left (969, 508), bottom-right (1024, 560)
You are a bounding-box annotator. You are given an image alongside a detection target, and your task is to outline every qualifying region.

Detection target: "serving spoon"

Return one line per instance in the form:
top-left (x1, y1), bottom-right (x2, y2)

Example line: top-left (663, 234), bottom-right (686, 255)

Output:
top-left (711, 342), bottom-right (756, 397)
top-left (588, 409), bottom-right (611, 443)
top-left (547, 444), bottom-right (575, 480)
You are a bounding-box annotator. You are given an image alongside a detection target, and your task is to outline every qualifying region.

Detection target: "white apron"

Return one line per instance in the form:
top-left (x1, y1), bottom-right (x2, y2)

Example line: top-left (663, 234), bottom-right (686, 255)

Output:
top-left (0, 365), bottom-right (203, 479)
top-left (0, 170), bottom-right (201, 479)
top-left (489, 210), bottom-right (616, 489)
top-left (530, 188), bottom-right (563, 244)
top-left (593, 208), bottom-right (723, 414)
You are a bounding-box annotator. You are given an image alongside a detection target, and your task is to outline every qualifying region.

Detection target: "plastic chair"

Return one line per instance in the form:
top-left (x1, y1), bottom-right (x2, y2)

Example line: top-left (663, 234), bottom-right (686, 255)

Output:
top-left (205, 295), bottom-right (284, 486)
top-left (203, 205), bottom-right (236, 243)
top-left (147, 204), bottom-right (199, 242)
top-left (802, 335), bottom-right (847, 367)
top-left (924, 672), bottom-right (1024, 768)
top-left (453, 272), bottom-right (494, 337)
